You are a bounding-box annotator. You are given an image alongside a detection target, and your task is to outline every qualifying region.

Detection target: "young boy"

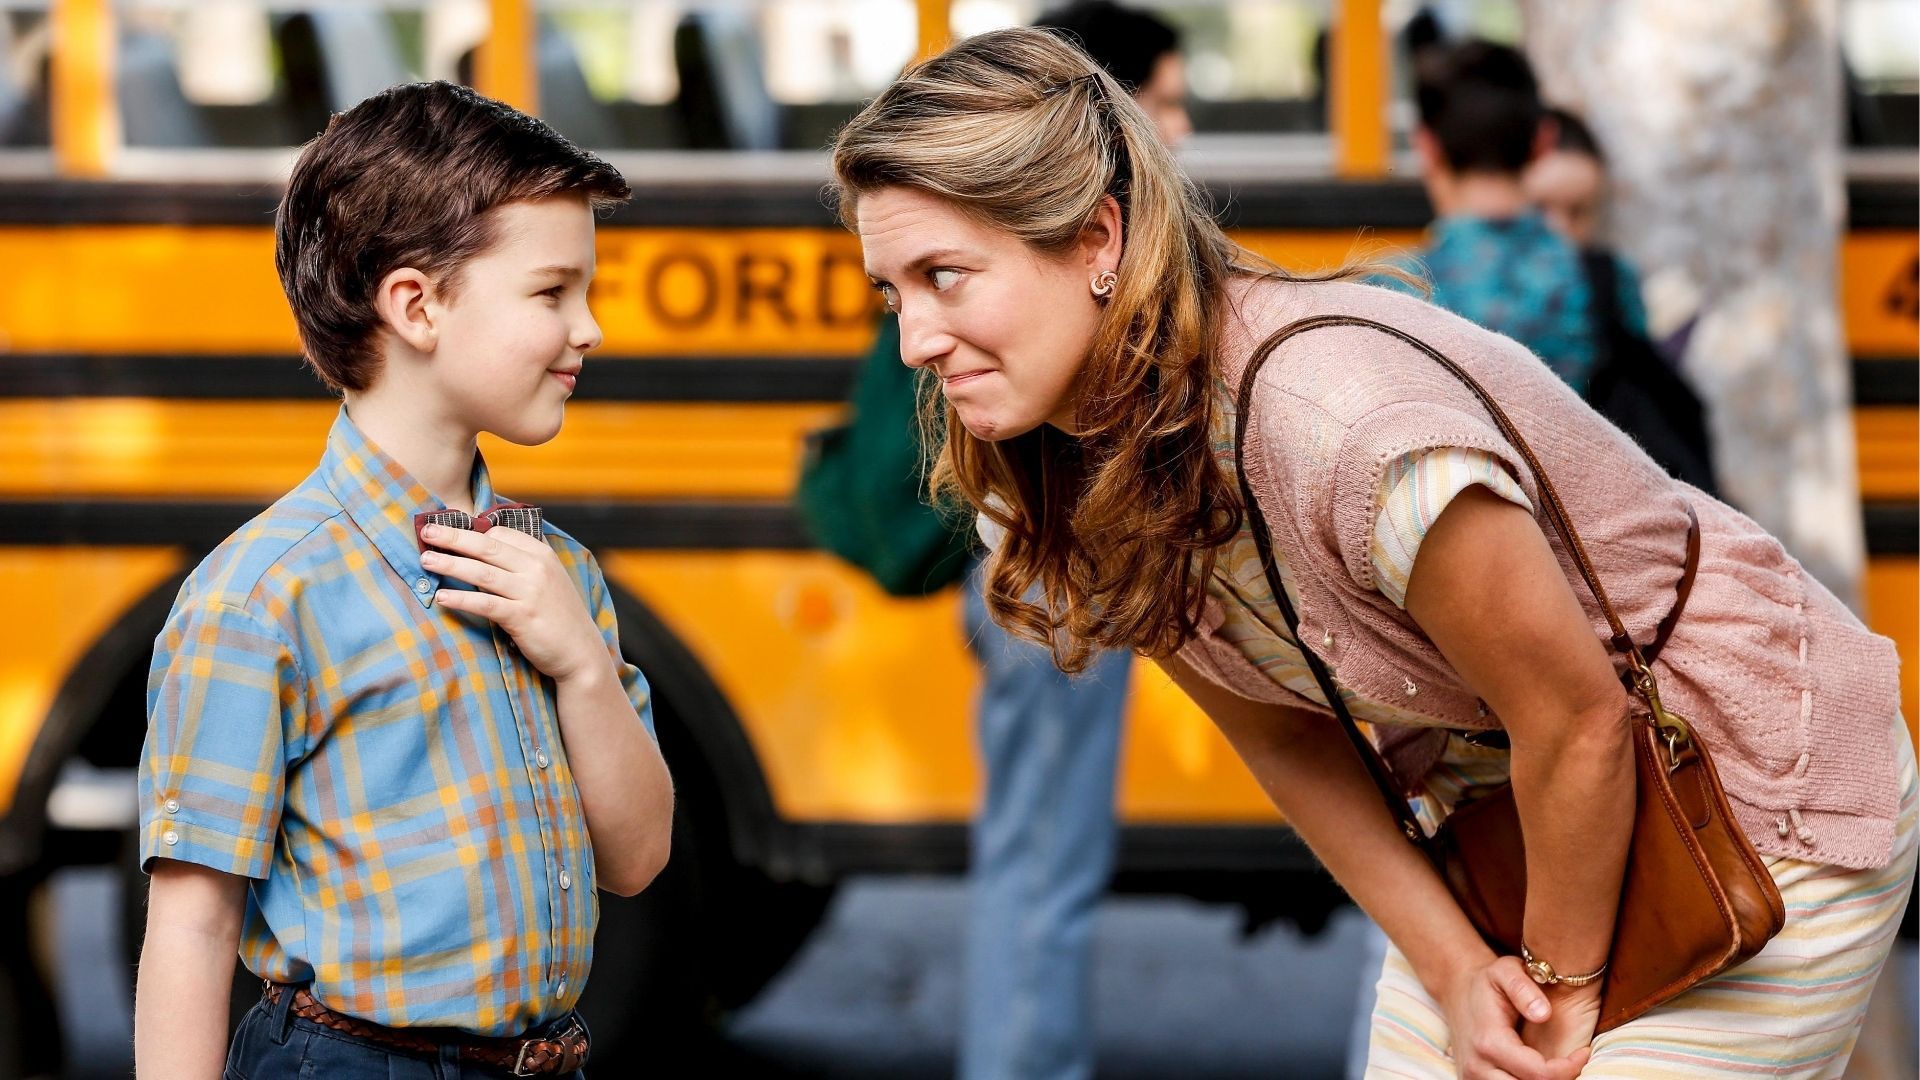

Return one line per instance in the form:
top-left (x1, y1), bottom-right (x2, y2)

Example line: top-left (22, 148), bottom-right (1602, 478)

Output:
top-left (133, 81), bottom-right (673, 1078)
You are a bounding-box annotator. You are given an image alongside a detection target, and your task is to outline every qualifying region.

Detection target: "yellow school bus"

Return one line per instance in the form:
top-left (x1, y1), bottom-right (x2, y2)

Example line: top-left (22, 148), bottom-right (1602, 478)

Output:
top-left (0, 0), bottom-right (1913, 1071)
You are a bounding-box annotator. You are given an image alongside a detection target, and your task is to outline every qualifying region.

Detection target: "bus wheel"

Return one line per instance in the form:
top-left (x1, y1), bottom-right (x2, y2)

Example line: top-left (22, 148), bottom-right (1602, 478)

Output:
top-left (0, 870), bottom-right (61, 1080)
top-left (572, 701), bottom-right (834, 1069)
top-left (571, 795), bottom-right (717, 1066)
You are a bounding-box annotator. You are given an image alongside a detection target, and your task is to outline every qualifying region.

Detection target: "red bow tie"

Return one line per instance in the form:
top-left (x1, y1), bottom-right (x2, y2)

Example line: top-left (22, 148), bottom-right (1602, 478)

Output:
top-left (413, 503), bottom-right (544, 551)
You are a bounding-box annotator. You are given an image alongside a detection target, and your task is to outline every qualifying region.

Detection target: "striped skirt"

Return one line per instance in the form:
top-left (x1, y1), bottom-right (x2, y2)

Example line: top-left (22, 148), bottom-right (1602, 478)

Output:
top-left (1366, 712), bottom-right (1919, 1078)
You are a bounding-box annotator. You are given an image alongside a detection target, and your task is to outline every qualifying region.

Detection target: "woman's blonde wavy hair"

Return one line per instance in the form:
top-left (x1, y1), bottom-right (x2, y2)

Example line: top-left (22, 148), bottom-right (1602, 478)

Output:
top-left (830, 27), bottom-right (1386, 672)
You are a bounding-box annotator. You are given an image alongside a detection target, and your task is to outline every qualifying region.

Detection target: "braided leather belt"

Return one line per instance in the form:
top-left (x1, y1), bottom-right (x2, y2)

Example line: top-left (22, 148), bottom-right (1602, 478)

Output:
top-left (262, 983), bottom-right (589, 1076)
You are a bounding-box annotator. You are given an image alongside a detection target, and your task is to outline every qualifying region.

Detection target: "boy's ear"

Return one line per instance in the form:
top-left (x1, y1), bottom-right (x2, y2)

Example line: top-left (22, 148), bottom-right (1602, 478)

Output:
top-left (374, 267), bottom-right (439, 355)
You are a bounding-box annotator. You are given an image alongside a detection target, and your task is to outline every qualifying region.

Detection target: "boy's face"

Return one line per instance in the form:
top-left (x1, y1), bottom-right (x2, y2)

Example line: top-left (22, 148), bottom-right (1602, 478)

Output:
top-left (428, 196), bottom-right (602, 446)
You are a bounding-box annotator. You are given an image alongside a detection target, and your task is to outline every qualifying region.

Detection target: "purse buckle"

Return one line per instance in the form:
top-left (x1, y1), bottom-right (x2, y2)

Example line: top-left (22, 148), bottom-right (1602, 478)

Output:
top-left (1630, 656), bottom-right (1695, 773)
top-left (1661, 726), bottom-right (1687, 775)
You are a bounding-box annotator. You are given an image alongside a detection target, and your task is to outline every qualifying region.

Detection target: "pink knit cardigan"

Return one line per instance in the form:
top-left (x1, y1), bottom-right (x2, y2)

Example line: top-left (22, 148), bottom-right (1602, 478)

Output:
top-left (1175, 276), bottom-right (1903, 870)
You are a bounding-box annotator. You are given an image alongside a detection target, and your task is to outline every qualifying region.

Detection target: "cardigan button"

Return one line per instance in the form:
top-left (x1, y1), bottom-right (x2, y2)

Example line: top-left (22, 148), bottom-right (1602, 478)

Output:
top-left (1403, 678), bottom-right (1418, 697)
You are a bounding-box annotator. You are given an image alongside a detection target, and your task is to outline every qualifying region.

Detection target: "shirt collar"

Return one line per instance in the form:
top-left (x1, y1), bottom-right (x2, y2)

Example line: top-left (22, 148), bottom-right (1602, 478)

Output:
top-left (1430, 209), bottom-right (1551, 243)
top-left (319, 405), bottom-right (499, 609)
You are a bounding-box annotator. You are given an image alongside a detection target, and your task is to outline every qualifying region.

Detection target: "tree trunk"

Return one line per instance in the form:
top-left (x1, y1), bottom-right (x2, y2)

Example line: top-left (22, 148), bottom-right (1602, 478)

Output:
top-left (1522, 0), bottom-right (1864, 607)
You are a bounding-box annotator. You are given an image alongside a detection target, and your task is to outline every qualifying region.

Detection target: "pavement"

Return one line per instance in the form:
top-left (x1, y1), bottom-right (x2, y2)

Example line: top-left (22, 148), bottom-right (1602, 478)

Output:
top-left (722, 877), bottom-right (1374, 1079)
top-left (54, 868), bottom-right (1372, 1079)
top-left (47, 868), bottom-right (1918, 1079)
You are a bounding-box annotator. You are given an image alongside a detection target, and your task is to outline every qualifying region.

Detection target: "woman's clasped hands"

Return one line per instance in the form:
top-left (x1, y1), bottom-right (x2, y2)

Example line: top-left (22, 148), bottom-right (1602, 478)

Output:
top-left (1442, 953), bottom-right (1598, 1080)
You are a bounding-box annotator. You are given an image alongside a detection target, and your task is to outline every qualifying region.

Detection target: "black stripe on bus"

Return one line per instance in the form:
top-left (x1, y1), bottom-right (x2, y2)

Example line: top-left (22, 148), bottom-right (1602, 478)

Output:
top-left (3, 353), bottom-right (1913, 407)
top-left (1, 498), bottom-right (1913, 556)
top-left (793, 821), bottom-right (1321, 877)
top-left (3, 177), bottom-right (1912, 229)
top-left (0, 354), bottom-right (861, 403)
top-left (1855, 356), bottom-right (1920, 407)
top-left (1848, 177), bottom-right (1920, 231)
top-left (1207, 179), bottom-right (1435, 230)
top-left (0, 499), bottom-right (814, 550)
top-left (1865, 502), bottom-right (1919, 555)
top-left (0, 181), bottom-right (847, 229)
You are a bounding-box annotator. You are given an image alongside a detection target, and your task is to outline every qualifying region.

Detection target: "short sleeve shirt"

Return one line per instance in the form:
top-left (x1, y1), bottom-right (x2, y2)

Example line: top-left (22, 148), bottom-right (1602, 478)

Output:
top-left (138, 406), bottom-right (655, 1036)
top-left (1376, 212), bottom-right (1648, 395)
top-left (1199, 383), bottom-right (1533, 824)
top-left (972, 407), bottom-right (1532, 730)
top-left (1205, 451), bottom-right (1531, 729)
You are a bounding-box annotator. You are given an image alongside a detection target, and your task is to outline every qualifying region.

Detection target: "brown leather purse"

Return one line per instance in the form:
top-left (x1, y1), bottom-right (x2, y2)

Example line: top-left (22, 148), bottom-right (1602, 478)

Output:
top-left (1230, 315), bottom-right (1785, 1033)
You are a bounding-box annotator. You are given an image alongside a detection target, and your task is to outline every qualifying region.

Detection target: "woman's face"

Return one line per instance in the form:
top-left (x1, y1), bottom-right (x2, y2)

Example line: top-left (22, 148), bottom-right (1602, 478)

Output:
top-left (857, 185), bottom-right (1118, 441)
top-left (1525, 149), bottom-right (1606, 248)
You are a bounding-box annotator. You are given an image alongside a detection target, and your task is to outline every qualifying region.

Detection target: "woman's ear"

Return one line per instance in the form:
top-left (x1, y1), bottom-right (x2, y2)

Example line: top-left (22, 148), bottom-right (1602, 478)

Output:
top-left (374, 267), bottom-right (439, 355)
top-left (1080, 194), bottom-right (1125, 272)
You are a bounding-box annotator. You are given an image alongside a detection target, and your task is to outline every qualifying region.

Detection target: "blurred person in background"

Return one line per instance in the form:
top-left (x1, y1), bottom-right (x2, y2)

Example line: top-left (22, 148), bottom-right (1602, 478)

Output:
top-left (799, 7), bottom-right (1188, 1078)
top-left (1387, 40), bottom-right (1718, 494)
top-left (1036, 0), bottom-right (1190, 147)
top-left (1528, 105), bottom-right (1720, 495)
top-left (833, 27), bottom-right (1915, 1080)
top-left (1525, 106), bottom-right (1609, 251)
top-left (1384, 40), bottom-right (1646, 398)
top-left (1525, 105), bottom-right (1715, 378)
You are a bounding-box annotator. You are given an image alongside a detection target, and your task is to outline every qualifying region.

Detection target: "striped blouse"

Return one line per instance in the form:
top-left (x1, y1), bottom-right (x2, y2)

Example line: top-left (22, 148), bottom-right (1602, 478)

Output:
top-left (1206, 421), bottom-right (1532, 826)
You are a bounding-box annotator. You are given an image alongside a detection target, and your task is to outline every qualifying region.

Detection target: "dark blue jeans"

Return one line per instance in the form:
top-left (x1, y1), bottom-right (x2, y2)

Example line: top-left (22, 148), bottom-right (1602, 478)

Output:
top-left (223, 988), bottom-right (588, 1080)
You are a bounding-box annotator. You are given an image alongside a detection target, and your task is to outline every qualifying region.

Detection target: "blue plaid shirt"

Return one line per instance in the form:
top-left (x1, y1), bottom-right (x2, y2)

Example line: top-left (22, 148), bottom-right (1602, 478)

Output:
top-left (139, 407), bottom-right (654, 1035)
top-left (1382, 212), bottom-right (1647, 394)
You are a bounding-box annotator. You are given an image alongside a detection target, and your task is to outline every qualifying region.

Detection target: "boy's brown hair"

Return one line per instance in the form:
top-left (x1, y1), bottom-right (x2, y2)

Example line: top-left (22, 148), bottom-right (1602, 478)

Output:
top-left (275, 81), bottom-right (630, 392)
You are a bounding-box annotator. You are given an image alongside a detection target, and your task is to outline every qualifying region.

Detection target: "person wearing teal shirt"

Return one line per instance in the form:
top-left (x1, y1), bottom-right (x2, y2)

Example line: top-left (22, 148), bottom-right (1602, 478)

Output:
top-left (1380, 39), bottom-right (1645, 396)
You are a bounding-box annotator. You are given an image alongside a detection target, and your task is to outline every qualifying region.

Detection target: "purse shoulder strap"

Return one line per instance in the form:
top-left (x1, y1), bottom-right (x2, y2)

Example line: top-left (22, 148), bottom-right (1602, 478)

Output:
top-left (1227, 314), bottom-right (1680, 843)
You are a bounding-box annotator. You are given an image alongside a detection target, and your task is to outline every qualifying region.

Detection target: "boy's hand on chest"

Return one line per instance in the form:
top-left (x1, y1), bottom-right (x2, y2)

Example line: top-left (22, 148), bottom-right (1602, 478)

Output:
top-left (418, 524), bottom-right (605, 684)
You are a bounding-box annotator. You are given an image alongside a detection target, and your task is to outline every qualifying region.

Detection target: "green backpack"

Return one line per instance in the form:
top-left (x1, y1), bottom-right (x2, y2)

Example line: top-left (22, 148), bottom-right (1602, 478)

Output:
top-left (796, 316), bottom-right (975, 596)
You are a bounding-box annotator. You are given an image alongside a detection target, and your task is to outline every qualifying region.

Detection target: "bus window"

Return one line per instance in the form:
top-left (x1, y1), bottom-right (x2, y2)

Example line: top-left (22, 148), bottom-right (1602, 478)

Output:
top-left (537, 0), bottom-right (918, 152)
top-left (111, 2), bottom-right (448, 150)
top-left (0, 6), bottom-right (50, 149)
top-left (949, 0), bottom-right (1335, 137)
top-left (1844, 0), bottom-right (1919, 146)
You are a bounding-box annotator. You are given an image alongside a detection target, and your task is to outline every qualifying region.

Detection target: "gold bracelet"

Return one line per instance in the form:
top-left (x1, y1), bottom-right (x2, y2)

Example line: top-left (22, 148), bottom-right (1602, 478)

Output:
top-left (1520, 943), bottom-right (1607, 988)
